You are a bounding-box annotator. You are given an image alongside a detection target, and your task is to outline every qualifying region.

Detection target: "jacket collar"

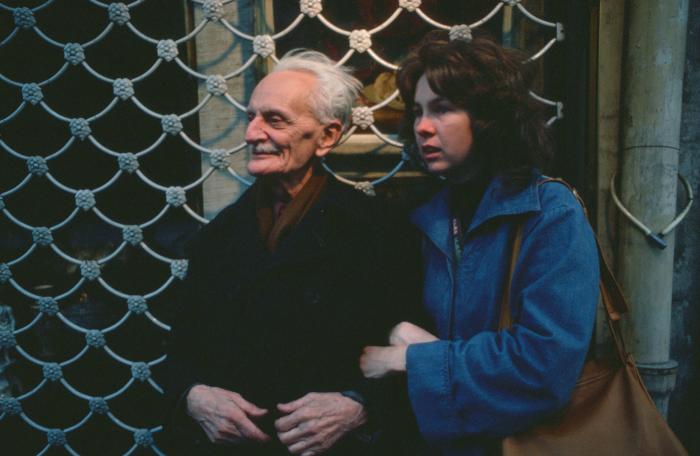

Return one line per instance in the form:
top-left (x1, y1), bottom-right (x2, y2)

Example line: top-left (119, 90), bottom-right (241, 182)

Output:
top-left (411, 174), bottom-right (541, 259)
top-left (211, 177), bottom-right (359, 277)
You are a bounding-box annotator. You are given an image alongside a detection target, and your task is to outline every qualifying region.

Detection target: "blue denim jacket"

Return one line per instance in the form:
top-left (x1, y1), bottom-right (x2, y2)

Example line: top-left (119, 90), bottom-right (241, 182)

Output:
top-left (407, 175), bottom-right (599, 455)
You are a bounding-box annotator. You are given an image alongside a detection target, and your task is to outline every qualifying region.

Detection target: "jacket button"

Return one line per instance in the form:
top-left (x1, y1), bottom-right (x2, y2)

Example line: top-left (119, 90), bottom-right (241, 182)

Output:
top-left (305, 289), bottom-right (321, 305)
top-left (224, 284), bottom-right (241, 300)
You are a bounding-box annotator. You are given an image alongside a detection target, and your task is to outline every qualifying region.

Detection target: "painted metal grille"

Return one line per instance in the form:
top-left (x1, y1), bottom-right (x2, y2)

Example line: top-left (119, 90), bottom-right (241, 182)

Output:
top-left (0, 1), bottom-right (562, 454)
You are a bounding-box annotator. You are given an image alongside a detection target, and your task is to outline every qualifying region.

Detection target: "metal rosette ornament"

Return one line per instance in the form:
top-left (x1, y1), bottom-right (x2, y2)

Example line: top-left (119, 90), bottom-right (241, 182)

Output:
top-left (0, 1), bottom-right (566, 451)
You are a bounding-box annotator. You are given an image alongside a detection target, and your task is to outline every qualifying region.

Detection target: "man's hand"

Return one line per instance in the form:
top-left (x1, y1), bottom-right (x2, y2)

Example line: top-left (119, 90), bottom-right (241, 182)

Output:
top-left (360, 346), bottom-right (407, 378)
top-left (186, 384), bottom-right (271, 445)
top-left (389, 321), bottom-right (438, 346)
top-left (275, 392), bottom-right (367, 455)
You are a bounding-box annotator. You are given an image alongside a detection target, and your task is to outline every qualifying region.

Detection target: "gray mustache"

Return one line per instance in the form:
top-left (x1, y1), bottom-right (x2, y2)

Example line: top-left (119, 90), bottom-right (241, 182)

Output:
top-left (251, 144), bottom-right (281, 154)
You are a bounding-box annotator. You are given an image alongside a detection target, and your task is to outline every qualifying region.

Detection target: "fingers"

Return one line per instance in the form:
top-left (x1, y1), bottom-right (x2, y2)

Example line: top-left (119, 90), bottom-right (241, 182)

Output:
top-left (200, 423), bottom-right (218, 443)
top-left (289, 438), bottom-right (313, 454)
top-left (360, 346), bottom-right (381, 377)
top-left (277, 425), bottom-right (308, 446)
top-left (389, 321), bottom-right (415, 345)
top-left (277, 393), bottom-right (311, 414)
top-left (285, 431), bottom-right (331, 455)
top-left (220, 393), bottom-right (270, 442)
top-left (276, 414), bottom-right (316, 455)
top-left (285, 430), bottom-right (327, 456)
top-left (389, 321), bottom-right (438, 345)
top-left (275, 407), bottom-right (305, 432)
top-left (229, 392), bottom-right (268, 417)
top-left (201, 419), bottom-right (243, 444)
top-left (234, 414), bottom-right (272, 442)
top-left (189, 387), bottom-right (271, 444)
top-left (275, 392), bottom-right (363, 456)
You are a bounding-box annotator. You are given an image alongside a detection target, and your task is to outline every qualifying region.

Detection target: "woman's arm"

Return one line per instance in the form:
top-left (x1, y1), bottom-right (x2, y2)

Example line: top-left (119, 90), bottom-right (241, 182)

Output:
top-left (407, 197), bottom-right (599, 444)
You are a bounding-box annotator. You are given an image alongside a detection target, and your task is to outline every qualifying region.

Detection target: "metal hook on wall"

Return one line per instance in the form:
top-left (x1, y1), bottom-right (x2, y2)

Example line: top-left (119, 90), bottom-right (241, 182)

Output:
top-left (610, 172), bottom-right (694, 249)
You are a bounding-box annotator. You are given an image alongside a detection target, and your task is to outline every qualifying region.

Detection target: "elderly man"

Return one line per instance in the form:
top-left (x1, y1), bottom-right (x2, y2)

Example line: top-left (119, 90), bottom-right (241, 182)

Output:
top-left (164, 51), bottom-right (421, 455)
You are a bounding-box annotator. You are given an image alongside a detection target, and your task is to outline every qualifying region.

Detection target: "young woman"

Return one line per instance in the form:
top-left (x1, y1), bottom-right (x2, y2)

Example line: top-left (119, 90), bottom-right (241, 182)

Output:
top-left (360, 32), bottom-right (599, 455)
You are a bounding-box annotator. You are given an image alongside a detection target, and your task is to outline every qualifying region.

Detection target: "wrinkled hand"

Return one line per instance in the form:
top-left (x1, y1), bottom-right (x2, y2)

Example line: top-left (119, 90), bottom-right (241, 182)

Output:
top-left (360, 346), bottom-right (407, 379)
top-left (275, 392), bottom-right (367, 455)
top-left (186, 384), bottom-right (271, 444)
top-left (389, 321), bottom-right (438, 346)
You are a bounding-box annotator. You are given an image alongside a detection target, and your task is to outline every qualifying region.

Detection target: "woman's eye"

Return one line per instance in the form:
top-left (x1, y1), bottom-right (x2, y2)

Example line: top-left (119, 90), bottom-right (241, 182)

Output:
top-left (434, 104), bottom-right (451, 114)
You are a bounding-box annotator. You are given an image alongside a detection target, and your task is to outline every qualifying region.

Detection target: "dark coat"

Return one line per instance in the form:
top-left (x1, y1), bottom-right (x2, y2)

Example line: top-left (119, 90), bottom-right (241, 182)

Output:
top-left (164, 178), bottom-right (423, 455)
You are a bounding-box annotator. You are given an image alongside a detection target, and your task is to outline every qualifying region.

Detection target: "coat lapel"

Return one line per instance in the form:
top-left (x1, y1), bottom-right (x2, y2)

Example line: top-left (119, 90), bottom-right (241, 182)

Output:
top-left (267, 180), bottom-right (345, 270)
top-left (410, 175), bottom-right (544, 339)
top-left (212, 180), bottom-right (348, 280)
top-left (210, 186), bottom-right (270, 283)
top-left (410, 188), bottom-right (455, 263)
top-left (465, 174), bottom-right (541, 236)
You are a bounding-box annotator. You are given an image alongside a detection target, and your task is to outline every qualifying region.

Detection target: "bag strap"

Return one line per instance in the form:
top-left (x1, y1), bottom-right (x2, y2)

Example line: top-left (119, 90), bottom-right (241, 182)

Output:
top-left (499, 224), bottom-right (523, 331)
top-left (498, 177), bottom-right (631, 362)
top-left (538, 178), bottom-right (629, 320)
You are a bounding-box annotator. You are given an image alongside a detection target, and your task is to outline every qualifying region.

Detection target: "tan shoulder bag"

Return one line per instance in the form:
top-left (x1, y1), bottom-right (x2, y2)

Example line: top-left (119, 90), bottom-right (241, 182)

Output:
top-left (499, 178), bottom-right (687, 456)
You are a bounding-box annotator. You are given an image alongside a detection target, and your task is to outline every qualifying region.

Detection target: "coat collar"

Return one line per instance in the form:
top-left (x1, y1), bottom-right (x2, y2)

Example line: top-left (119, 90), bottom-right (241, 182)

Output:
top-left (411, 174), bottom-right (541, 259)
top-left (206, 177), bottom-right (361, 278)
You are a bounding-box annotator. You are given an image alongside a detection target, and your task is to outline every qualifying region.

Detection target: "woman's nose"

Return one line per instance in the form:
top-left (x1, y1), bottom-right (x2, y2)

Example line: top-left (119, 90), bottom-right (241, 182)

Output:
top-left (414, 116), bottom-right (435, 137)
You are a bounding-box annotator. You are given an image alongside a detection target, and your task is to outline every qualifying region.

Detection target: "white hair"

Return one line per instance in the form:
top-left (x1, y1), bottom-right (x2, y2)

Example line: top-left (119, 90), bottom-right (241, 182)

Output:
top-left (272, 49), bottom-right (362, 129)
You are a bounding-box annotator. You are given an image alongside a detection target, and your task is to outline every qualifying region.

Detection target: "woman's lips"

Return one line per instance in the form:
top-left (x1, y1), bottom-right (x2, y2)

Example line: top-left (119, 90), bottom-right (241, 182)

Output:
top-left (420, 146), bottom-right (442, 160)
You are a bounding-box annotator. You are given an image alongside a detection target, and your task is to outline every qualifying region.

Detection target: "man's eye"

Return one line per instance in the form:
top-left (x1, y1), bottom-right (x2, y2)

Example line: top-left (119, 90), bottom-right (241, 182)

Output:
top-left (412, 107), bottom-right (422, 117)
top-left (265, 114), bottom-right (286, 126)
top-left (246, 112), bottom-right (255, 121)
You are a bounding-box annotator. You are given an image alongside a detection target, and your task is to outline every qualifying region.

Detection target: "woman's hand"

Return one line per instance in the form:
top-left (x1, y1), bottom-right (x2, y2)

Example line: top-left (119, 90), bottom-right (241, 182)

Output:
top-left (360, 323), bottom-right (438, 379)
top-left (360, 346), bottom-right (407, 379)
top-left (389, 321), bottom-right (438, 346)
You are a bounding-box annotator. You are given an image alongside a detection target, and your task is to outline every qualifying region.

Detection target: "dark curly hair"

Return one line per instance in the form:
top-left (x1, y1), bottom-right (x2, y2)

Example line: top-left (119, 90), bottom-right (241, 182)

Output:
top-left (397, 31), bottom-right (552, 185)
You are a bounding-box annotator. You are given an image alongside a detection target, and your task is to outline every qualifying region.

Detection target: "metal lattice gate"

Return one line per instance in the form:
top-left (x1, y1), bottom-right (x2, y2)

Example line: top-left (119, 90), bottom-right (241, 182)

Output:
top-left (0, 1), bottom-right (563, 454)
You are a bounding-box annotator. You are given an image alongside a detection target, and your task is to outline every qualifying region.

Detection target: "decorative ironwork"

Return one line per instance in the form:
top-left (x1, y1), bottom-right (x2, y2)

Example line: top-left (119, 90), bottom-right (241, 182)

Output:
top-left (0, 1), bottom-right (563, 454)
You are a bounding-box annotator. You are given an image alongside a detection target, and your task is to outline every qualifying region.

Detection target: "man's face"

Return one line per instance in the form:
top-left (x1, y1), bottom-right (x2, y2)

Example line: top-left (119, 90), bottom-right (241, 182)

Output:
top-left (245, 71), bottom-right (332, 188)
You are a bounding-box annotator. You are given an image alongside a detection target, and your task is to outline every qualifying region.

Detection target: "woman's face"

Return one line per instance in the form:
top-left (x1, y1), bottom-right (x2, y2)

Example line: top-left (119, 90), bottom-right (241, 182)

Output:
top-left (413, 74), bottom-right (474, 176)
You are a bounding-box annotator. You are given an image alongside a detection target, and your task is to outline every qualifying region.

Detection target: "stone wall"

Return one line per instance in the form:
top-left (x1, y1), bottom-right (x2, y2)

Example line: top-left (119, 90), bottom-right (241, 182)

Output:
top-left (669, 0), bottom-right (700, 452)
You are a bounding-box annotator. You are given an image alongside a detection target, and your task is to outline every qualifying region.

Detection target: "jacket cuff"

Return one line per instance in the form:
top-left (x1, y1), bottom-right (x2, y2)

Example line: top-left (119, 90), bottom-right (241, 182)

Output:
top-left (170, 383), bottom-right (206, 443)
top-left (340, 389), bottom-right (367, 407)
top-left (339, 390), bottom-right (380, 444)
top-left (406, 341), bottom-right (460, 444)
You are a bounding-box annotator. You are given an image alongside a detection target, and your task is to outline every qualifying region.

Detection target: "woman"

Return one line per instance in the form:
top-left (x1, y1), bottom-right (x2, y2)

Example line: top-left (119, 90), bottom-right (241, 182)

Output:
top-left (360, 32), bottom-right (599, 454)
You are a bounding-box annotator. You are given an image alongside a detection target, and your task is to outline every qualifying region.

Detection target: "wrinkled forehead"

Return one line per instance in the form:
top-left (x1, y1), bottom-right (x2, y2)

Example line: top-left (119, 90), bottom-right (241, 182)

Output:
top-left (248, 70), bottom-right (318, 115)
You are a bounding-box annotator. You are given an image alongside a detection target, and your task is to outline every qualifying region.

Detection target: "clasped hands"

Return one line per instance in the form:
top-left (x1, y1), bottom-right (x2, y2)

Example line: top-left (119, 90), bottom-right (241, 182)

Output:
top-left (186, 385), bottom-right (366, 456)
top-left (360, 321), bottom-right (438, 379)
top-left (186, 322), bottom-right (435, 454)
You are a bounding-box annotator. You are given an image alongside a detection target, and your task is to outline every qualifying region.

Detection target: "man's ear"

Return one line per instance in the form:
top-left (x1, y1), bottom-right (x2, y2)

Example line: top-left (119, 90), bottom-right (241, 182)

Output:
top-left (314, 120), bottom-right (343, 158)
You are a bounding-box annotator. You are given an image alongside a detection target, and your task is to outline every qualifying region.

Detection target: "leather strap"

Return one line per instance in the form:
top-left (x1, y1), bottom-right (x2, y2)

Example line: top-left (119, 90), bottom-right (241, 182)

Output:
top-left (498, 177), bottom-right (631, 364)
top-left (538, 178), bottom-right (629, 319)
top-left (499, 223), bottom-right (523, 331)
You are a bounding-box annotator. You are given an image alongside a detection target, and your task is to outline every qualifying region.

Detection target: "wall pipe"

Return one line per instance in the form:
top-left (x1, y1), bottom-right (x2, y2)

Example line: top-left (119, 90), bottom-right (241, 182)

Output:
top-left (617, 0), bottom-right (689, 416)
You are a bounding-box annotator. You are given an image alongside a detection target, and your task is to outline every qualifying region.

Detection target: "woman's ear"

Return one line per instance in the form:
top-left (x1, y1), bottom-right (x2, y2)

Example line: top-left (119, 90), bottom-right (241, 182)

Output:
top-left (314, 120), bottom-right (343, 158)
